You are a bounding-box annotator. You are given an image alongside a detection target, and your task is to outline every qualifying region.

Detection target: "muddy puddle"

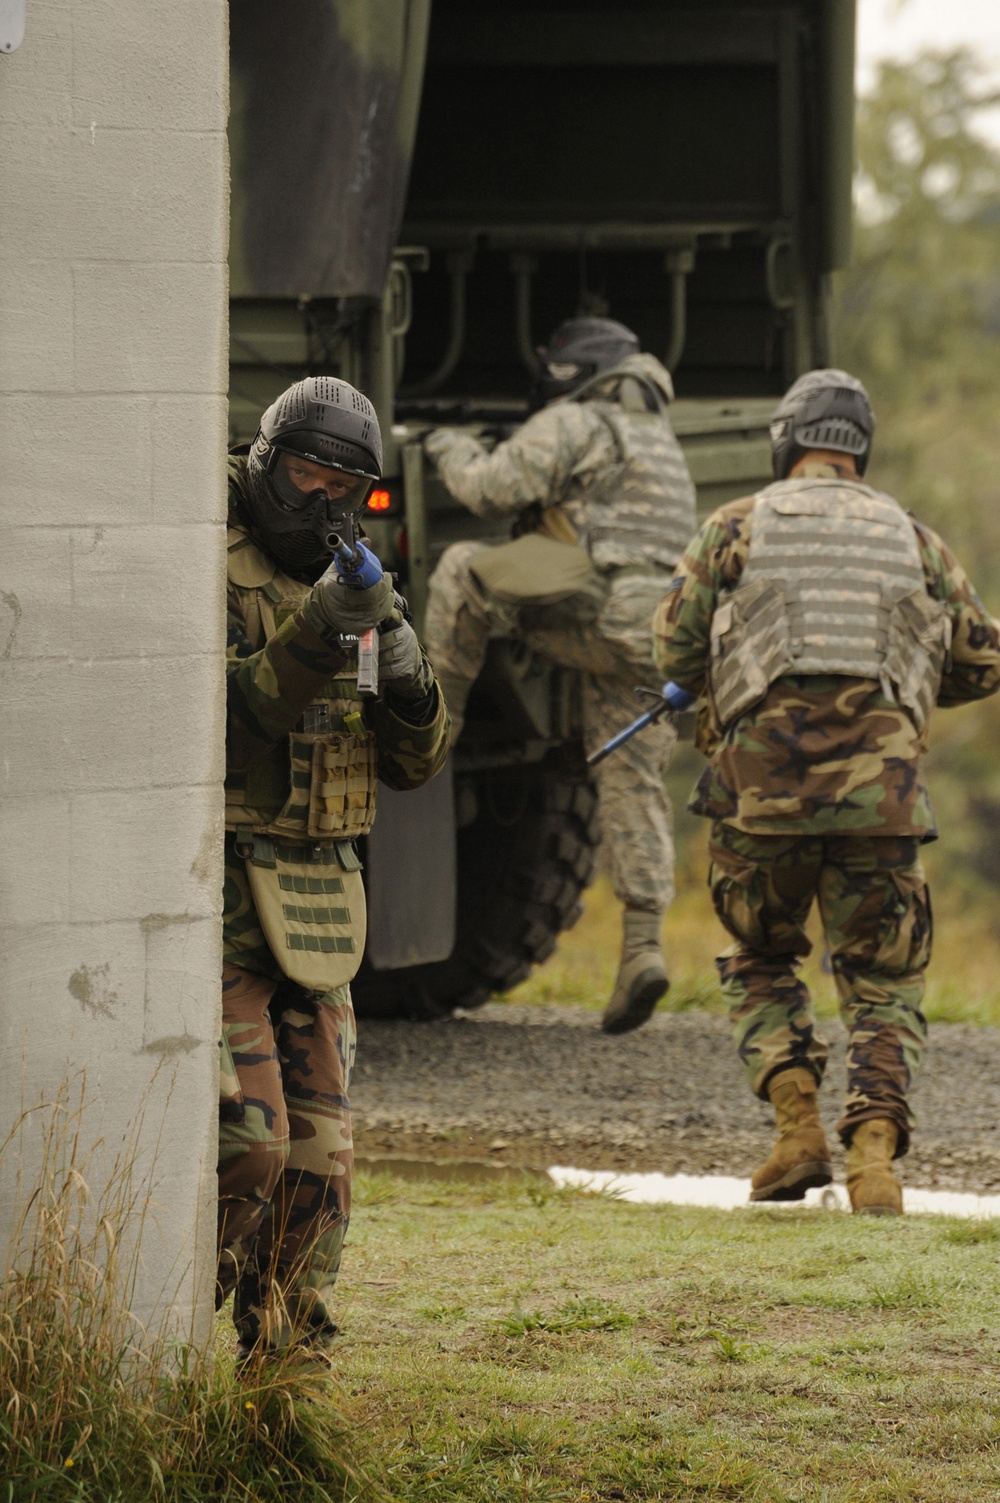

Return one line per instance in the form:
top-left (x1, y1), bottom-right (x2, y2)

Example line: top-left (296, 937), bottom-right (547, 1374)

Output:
top-left (357, 1154), bottom-right (1000, 1218)
top-left (356, 1153), bottom-right (546, 1186)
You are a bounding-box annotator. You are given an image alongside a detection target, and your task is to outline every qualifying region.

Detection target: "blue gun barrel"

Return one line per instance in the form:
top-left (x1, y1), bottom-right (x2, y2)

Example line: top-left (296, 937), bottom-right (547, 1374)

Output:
top-left (587, 682), bottom-right (696, 768)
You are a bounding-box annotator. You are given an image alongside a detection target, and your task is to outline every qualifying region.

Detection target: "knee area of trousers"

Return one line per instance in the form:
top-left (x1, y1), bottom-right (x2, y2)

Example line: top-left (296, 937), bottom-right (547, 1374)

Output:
top-left (220, 1139), bottom-right (291, 1193)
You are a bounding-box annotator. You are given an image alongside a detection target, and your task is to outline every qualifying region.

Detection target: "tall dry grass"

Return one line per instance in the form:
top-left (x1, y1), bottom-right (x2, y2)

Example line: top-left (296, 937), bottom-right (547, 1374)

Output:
top-left (0, 1079), bottom-right (365, 1502)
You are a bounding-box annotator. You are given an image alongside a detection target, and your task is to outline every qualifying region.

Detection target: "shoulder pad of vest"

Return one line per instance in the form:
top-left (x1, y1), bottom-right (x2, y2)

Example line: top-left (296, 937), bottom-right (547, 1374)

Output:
top-left (753, 481), bottom-right (911, 533)
top-left (227, 525), bottom-right (278, 589)
top-left (755, 477), bottom-right (893, 507)
top-left (759, 475), bottom-right (887, 498)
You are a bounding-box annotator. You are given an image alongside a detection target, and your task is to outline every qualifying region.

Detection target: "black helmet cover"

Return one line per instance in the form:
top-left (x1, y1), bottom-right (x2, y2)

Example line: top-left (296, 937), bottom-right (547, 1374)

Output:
top-left (532, 317), bottom-right (640, 407)
top-left (770, 368), bottom-right (876, 479)
top-left (244, 377), bottom-right (383, 572)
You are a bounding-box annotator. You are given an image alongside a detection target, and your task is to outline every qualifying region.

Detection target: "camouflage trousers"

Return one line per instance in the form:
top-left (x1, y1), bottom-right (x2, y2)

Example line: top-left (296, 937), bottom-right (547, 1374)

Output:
top-left (217, 962), bottom-right (355, 1353)
top-left (425, 540), bottom-right (676, 911)
top-left (708, 825), bottom-right (931, 1154)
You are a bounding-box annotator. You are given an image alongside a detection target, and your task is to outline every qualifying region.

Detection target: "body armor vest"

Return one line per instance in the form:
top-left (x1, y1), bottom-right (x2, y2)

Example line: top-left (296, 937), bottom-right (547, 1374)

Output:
top-left (579, 404), bottom-right (696, 574)
top-left (226, 521), bottom-right (378, 989)
top-left (710, 477), bottom-right (951, 731)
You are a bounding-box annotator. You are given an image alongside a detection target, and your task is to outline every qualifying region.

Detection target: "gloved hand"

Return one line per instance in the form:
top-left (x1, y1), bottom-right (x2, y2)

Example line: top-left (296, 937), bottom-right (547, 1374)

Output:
top-left (378, 617), bottom-right (435, 701)
top-left (423, 426), bottom-right (481, 467)
top-left (422, 427), bottom-right (458, 463)
top-left (331, 538), bottom-right (385, 591)
top-left (306, 556), bottom-right (396, 636)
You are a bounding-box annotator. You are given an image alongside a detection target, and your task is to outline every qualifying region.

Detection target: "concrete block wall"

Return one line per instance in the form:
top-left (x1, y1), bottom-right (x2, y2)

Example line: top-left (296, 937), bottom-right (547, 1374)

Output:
top-left (0, 2), bottom-right (228, 1343)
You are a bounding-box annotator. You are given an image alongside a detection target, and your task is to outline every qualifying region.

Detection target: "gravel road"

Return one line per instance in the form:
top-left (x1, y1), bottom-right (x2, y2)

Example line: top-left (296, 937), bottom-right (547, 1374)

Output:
top-left (351, 1004), bottom-right (1000, 1193)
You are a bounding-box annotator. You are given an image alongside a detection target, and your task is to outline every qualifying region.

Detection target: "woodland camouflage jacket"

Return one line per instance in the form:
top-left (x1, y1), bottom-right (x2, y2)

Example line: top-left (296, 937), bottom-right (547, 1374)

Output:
top-left (652, 463), bottom-right (1000, 838)
top-left (226, 464), bottom-right (450, 812)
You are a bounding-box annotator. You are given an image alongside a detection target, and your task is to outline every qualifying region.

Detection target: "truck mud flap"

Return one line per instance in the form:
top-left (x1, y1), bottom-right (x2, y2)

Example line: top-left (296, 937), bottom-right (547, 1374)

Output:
top-left (363, 757), bottom-right (456, 969)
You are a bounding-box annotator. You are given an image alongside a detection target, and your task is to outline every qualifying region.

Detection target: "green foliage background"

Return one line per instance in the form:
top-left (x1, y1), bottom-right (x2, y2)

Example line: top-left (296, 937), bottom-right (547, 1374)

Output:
top-left (837, 51), bottom-right (1000, 907)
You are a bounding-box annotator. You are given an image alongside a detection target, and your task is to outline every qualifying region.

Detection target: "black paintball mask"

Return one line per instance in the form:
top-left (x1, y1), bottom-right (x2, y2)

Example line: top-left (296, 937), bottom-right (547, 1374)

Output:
top-left (530, 317), bottom-right (640, 409)
top-left (243, 377), bottom-right (383, 572)
top-left (770, 369), bottom-right (875, 480)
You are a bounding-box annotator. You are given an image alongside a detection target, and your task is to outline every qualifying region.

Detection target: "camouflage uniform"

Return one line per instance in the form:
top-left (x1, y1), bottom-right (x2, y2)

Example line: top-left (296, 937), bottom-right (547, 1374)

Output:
top-left (653, 459), bottom-right (1000, 1151)
top-left (220, 456), bottom-right (449, 1353)
top-left (424, 354), bottom-right (695, 914)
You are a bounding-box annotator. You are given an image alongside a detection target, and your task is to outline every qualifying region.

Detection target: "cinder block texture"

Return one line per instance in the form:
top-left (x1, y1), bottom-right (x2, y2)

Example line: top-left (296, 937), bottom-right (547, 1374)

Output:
top-left (0, 0), bottom-right (229, 1347)
top-left (0, 3), bottom-right (72, 129)
top-left (0, 524), bottom-right (225, 660)
top-left (0, 396), bottom-right (156, 525)
top-left (71, 0), bottom-right (228, 133)
top-left (74, 262), bottom-right (229, 393)
top-left (0, 258), bottom-right (74, 391)
top-left (68, 785), bottom-right (224, 924)
top-left (5, 655), bottom-right (224, 794)
top-left (153, 396), bottom-right (230, 524)
top-left (2, 128), bottom-right (228, 265)
top-left (0, 794), bottom-right (73, 927)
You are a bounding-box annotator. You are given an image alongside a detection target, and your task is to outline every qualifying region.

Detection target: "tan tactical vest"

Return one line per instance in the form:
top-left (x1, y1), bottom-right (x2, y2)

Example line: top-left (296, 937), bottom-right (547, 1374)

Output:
top-left (710, 478), bottom-right (951, 731)
top-left (582, 404), bottom-right (697, 574)
top-left (226, 524), bottom-right (378, 989)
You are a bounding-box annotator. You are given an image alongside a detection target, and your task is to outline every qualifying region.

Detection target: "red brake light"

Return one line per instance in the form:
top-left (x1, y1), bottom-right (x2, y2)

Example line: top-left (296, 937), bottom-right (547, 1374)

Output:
top-left (367, 489), bottom-right (392, 512)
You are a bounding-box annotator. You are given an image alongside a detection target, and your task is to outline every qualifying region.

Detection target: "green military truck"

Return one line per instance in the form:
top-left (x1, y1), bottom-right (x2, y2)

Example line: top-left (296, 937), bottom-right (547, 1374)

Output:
top-left (228, 0), bottom-right (856, 1016)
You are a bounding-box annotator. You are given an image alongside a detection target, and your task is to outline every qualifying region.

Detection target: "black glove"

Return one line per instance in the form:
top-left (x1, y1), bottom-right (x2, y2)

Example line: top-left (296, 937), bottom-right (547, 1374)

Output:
top-left (378, 618), bottom-right (435, 702)
top-left (305, 559), bottom-right (396, 636)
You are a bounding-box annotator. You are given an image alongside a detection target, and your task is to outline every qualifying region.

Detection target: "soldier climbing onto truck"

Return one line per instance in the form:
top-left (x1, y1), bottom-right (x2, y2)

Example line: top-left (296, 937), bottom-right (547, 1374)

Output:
top-left (422, 317), bottom-right (697, 1035)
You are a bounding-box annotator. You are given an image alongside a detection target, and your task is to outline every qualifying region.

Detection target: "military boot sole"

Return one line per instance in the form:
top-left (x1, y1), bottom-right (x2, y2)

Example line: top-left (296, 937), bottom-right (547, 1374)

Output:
top-left (600, 971), bottom-right (669, 1036)
top-left (748, 1160), bottom-right (833, 1203)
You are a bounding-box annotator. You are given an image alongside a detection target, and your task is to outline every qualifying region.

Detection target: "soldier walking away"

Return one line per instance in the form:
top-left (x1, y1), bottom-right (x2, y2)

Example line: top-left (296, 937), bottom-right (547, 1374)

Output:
top-left (423, 318), bottom-right (697, 1036)
top-left (653, 369), bottom-right (1000, 1215)
top-left (221, 377), bottom-right (449, 1360)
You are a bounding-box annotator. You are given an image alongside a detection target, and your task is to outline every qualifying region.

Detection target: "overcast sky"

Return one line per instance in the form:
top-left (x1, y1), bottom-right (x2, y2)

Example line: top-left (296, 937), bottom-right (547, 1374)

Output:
top-left (858, 0), bottom-right (1000, 81)
top-left (858, 0), bottom-right (1000, 142)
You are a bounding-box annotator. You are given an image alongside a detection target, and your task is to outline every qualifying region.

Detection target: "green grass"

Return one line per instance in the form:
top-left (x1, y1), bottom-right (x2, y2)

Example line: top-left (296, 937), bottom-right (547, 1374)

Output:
top-left (9, 1106), bottom-right (1000, 1501)
top-left (498, 1295), bottom-right (638, 1336)
top-left (324, 1166), bottom-right (1000, 1501)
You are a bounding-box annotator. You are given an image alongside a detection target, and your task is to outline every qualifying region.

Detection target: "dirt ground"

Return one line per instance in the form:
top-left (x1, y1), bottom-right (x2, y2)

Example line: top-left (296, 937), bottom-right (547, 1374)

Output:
top-left (351, 1003), bottom-right (1000, 1192)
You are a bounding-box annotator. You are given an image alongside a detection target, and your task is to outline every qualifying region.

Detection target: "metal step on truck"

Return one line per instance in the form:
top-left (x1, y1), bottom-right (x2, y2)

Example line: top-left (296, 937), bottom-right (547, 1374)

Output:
top-left (228, 0), bottom-right (856, 1017)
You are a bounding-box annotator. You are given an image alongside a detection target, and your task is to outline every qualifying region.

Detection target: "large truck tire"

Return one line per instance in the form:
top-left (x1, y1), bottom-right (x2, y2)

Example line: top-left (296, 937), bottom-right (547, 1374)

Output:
top-left (352, 764), bottom-right (600, 1020)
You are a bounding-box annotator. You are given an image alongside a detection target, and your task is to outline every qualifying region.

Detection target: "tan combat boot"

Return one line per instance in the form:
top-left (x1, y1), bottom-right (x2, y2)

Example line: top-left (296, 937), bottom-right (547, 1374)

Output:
top-left (600, 907), bottom-right (669, 1035)
top-left (846, 1119), bottom-right (902, 1216)
top-left (749, 1068), bottom-right (833, 1202)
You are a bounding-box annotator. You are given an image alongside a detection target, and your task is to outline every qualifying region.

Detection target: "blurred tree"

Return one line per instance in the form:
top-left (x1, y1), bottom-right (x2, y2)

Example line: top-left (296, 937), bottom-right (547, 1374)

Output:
top-left (838, 50), bottom-right (1000, 588)
top-left (836, 52), bottom-right (1000, 903)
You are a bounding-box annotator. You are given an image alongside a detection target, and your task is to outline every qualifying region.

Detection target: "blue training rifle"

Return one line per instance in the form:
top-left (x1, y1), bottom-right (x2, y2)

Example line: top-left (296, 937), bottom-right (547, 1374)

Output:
top-left (587, 682), bottom-right (697, 767)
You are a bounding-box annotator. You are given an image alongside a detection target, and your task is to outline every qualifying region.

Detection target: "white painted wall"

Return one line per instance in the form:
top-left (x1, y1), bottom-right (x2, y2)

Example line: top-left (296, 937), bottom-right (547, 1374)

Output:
top-left (0, 1), bottom-right (228, 1344)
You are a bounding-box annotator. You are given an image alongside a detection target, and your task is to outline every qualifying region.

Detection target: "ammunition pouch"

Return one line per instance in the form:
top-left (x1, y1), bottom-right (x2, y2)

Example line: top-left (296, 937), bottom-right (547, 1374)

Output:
top-left (710, 578), bottom-right (793, 727)
top-left (227, 723), bottom-right (377, 843)
top-left (882, 588), bottom-right (952, 733)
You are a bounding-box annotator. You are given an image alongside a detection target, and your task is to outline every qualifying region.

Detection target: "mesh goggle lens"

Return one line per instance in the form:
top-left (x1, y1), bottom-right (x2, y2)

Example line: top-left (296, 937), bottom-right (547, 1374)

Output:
top-left (273, 453), bottom-right (374, 510)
